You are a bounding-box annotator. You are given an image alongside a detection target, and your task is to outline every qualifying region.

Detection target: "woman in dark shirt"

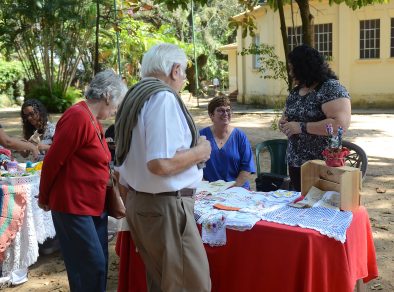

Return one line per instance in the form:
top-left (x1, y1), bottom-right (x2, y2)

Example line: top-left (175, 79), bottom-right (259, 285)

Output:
top-left (279, 45), bottom-right (351, 191)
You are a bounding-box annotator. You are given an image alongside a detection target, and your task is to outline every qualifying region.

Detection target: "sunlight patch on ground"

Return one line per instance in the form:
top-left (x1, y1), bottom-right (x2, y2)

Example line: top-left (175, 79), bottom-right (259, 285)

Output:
top-left (367, 161), bottom-right (394, 167)
top-left (350, 115), bottom-right (394, 133)
top-left (352, 138), bottom-right (394, 159)
top-left (231, 121), bottom-right (267, 128)
top-left (372, 231), bottom-right (393, 240)
top-left (368, 201), bottom-right (393, 209)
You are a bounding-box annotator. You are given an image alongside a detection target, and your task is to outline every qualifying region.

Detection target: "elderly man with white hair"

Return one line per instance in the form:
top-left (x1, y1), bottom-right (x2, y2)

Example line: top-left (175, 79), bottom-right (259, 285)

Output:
top-left (115, 43), bottom-right (212, 291)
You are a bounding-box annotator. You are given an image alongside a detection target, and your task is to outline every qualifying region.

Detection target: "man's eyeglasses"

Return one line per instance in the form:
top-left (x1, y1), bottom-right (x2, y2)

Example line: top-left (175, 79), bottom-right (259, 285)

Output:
top-left (216, 108), bottom-right (232, 115)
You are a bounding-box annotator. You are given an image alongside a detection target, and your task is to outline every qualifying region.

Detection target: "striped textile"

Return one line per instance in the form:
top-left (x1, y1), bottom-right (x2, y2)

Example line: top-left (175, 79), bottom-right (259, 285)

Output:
top-left (0, 184), bottom-right (27, 260)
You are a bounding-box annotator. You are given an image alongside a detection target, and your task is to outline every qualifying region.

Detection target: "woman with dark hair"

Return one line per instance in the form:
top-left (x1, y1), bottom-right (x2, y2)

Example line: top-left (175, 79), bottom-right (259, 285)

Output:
top-left (200, 96), bottom-right (255, 189)
top-left (279, 44), bottom-right (351, 191)
top-left (21, 99), bottom-right (55, 155)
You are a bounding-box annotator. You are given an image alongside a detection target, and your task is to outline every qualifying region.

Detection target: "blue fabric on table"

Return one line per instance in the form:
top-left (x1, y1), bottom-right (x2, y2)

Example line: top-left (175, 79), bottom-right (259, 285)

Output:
top-left (199, 127), bottom-right (255, 189)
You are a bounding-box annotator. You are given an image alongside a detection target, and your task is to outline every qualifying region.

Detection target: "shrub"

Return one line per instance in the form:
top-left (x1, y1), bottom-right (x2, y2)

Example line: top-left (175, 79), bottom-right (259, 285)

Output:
top-left (26, 82), bottom-right (82, 113)
top-left (0, 60), bottom-right (26, 105)
top-left (0, 93), bottom-right (13, 107)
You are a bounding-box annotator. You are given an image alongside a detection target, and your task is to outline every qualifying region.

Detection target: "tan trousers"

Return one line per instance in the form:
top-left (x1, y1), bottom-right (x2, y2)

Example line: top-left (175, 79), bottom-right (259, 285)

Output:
top-left (125, 190), bottom-right (211, 292)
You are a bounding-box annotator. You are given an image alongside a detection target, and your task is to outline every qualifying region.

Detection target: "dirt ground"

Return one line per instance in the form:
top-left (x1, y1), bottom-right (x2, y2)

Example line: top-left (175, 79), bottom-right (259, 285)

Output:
top-left (0, 97), bottom-right (393, 291)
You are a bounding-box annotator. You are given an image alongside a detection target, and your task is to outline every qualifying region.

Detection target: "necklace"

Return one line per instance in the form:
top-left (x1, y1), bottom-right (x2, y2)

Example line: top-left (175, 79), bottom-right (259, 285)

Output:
top-left (216, 138), bottom-right (226, 145)
top-left (212, 127), bottom-right (231, 147)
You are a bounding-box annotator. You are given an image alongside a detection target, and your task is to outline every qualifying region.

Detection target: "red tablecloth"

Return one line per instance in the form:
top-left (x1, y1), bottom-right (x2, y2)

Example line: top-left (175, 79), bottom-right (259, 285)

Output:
top-left (115, 206), bottom-right (378, 292)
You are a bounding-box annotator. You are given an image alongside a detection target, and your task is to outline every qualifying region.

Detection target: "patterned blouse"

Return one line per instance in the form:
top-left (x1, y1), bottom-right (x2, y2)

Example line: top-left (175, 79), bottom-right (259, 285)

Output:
top-left (41, 122), bottom-right (56, 145)
top-left (284, 79), bottom-right (350, 167)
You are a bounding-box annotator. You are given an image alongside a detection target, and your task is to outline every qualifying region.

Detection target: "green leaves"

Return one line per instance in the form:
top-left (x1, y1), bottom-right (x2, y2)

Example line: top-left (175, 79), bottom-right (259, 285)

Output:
top-left (153, 0), bottom-right (208, 11)
top-left (240, 43), bottom-right (288, 86)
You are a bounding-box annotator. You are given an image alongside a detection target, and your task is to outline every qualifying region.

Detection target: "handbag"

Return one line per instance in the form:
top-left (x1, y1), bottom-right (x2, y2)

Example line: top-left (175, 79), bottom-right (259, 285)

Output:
top-left (106, 170), bottom-right (126, 219)
top-left (82, 103), bottom-right (126, 219)
top-left (255, 173), bottom-right (291, 192)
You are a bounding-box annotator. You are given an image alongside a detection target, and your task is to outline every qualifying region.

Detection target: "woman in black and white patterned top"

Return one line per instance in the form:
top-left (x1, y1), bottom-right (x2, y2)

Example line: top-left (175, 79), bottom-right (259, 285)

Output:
top-left (279, 45), bottom-right (351, 191)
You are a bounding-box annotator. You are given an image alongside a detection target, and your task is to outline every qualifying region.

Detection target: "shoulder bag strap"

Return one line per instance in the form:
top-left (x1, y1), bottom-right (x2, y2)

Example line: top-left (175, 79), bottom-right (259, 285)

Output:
top-left (79, 103), bottom-right (113, 176)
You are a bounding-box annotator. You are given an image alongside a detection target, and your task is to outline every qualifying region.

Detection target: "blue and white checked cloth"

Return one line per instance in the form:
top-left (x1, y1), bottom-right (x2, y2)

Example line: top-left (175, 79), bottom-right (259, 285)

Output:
top-left (261, 205), bottom-right (353, 243)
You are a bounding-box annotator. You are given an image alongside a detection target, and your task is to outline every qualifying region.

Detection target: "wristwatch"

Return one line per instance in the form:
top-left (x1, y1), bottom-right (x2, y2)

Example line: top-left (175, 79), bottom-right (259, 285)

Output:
top-left (300, 122), bottom-right (308, 134)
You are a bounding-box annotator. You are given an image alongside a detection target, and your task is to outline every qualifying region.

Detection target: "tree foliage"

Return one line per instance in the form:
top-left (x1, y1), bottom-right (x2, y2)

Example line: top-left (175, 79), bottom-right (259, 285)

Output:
top-left (125, 0), bottom-right (244, 92)
top-left (233, 0), bottom-right (389, 89)
top-left (0, 0), bottom-right (96, 97)
top-left (240, 43), bottom-right (288, 86)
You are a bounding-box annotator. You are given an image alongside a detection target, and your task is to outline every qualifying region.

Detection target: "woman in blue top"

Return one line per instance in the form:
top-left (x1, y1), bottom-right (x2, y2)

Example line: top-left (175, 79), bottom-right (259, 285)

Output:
top-left (200, 96), bottom-right (255, 189)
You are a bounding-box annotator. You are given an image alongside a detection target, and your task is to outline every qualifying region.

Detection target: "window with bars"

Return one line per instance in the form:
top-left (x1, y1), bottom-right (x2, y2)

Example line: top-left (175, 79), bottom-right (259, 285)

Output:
top-left (391, 18), bottom-right (394, 57)
top-left (314, 23), bottom-right (332, 58)
top-left (287, 26), bottom-right (303, 51)
top-left (252, 35), bottom-right (261, 69)
top-left (360, 19), bottom-right (380, 59)
top-left (287, 24), bottom-right (332, 58)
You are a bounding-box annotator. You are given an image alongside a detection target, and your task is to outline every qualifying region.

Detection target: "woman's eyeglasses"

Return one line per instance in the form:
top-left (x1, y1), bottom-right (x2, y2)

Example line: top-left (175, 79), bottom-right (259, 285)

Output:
top-left (216, 108), bottom-right (232, 115)
top-left (23, 111), bottom-right (37, 119)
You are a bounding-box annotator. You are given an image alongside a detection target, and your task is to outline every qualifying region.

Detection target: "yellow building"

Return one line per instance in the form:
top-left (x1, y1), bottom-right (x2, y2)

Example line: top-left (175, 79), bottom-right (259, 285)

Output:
top-left (221, 0), bottom-right (394, 108)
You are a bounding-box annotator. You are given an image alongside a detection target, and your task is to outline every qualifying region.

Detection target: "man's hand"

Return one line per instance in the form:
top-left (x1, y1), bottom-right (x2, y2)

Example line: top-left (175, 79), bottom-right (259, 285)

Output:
top-left (196, 135), bottom-right (211, 163)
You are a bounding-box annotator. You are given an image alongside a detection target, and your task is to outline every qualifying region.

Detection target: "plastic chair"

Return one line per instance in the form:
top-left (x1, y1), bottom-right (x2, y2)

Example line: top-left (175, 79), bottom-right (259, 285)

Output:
top-left (255, 139), bottom-right (290, 191)
top-left (342, 140), bottom-right (368, 179)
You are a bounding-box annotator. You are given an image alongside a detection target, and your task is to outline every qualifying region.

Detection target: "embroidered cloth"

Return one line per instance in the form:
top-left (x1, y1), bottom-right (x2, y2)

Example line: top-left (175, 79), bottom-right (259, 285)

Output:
top-left (1, 174), bottom-right (56, 278)
top-left (0, 184), bottom-right (27, 261)
top-left (261, 205), bottom-right (353, 243)
top-left (195, 182), bottom-right (353, 245)
top-left (195, 186), bottom-right (300, 246)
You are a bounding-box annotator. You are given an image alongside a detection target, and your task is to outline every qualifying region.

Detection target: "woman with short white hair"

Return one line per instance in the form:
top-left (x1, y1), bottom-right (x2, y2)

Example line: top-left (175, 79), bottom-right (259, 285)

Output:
top-left (38, 69), bottom-right (127, 292)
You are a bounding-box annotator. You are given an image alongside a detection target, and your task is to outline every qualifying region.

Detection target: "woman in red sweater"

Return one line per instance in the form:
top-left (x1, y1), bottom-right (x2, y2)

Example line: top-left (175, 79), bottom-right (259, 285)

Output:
top-left (38, 69), bottom-right (127, 292)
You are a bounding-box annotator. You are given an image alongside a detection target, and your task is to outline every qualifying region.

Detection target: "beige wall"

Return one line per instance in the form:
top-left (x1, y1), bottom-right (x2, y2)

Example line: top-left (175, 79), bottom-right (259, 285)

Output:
top-left (227, 50), bottom-right (238, 93)
top-left (232, 0), bottom-right (394, 107)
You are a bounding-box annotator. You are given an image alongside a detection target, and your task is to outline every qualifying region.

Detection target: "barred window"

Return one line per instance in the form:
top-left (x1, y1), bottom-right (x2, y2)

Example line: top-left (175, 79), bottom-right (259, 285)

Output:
top-left (252, 35), bottom-right (261, 69)
top-left (314, 23), bottom-right (332, 58)
top-left (360, 19), bottom-right (380, 59)
top-left (391, 18), bottom-right (394, 57)
top-left (287, 26), bottom-right (303, 51)
top-left (287, 24), bottom-right (332, 58)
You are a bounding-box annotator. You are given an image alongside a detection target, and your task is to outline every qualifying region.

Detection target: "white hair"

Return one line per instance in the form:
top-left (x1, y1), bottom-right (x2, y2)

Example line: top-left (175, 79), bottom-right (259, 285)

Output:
top-left (140, 43), bottom-right (188, 78)
top-left (85, 69), bottom-right (128, 105)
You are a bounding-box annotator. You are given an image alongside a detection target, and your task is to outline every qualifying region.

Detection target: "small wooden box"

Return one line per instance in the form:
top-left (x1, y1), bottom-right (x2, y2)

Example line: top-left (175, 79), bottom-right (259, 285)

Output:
top-left (301, 160), bottom-right (362, 211)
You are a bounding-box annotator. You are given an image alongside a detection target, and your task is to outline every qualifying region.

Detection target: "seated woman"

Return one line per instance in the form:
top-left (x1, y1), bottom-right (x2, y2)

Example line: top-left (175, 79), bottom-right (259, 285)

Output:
top-left (199, 96), bottom-right (255, 189)
top-left (20, 99), bottom-right (55, 157)
top-left (20, 99), bottom-right (59, 255)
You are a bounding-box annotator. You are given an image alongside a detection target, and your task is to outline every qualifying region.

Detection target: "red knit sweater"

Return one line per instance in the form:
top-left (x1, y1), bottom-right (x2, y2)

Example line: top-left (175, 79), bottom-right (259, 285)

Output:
top-left (39, 101), bottom-right (110, 216)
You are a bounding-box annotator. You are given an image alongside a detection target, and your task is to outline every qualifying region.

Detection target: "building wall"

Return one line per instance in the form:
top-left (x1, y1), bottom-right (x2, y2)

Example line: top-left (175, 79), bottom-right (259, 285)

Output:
top-left (227, 50), bottom-right (238, 93)
top-left (233, 0), bottom-right (394, 107)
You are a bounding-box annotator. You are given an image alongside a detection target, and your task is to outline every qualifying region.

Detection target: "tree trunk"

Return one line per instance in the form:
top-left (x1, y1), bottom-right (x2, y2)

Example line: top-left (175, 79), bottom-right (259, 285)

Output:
top-left (94, 0), bottom-right (100, 74)
top-left (295, 0), bottom-right (314, 47)
top-left (276, 0), bottom-right (292, 90)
